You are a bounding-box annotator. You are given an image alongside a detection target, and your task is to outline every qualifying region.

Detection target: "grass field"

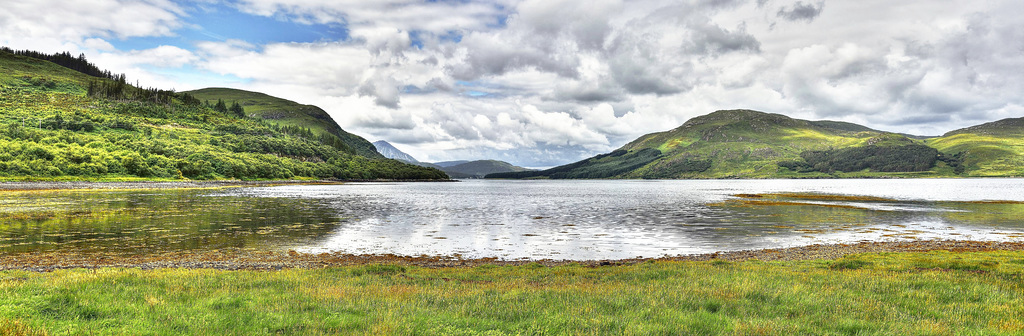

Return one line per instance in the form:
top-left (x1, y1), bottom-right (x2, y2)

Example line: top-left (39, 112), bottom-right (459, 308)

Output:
top-left (1, 250), bottom-right (1022, 335)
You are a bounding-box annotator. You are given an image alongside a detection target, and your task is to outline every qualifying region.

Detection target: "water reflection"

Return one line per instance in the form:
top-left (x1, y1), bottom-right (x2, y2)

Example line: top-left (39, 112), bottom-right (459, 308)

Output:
top-left (2, 179), bottom-right (1024, 260)
top-left (232, 179), bottom-right (1024, 260)
top-left (0, 189), bottom-right (342, 254)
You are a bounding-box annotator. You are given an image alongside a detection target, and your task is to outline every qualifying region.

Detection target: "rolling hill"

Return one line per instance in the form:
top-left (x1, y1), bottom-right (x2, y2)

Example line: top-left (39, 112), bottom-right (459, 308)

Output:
top-left (925, 117), bottom-right (1024, 177)
top-left (489, 109), bottom-right (1024, 179)
top-left (0, 48), bottom-right (447, 181)
top-left (186, 88), bottom-right (383, 159)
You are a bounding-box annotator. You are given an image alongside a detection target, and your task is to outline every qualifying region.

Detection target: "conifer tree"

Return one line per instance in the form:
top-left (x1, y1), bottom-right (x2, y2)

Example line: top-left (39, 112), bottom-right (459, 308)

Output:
top-left (214, 99), bottom-right (228, 113)
top-left (229, 101), bottom-right (245, 118)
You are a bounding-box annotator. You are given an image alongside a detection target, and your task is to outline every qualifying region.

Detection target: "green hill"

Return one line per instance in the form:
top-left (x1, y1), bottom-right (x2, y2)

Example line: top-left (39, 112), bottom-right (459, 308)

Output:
top-left (925, 118), bottom-right (1024, 177)
top-left (489, 109), bottom-right (1023, 179)
top-left (439, 160), bottom-right (532, 179)
top-left (186, 88), bottom-right (383, 159)
top-left (0, 49), bottom-right (447, 181)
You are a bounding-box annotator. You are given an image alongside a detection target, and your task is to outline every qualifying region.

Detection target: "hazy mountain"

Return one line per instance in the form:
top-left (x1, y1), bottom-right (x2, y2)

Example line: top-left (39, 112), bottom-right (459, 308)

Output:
top-left (434, 160), bottom-right (471, 167)
top-left (372, 140), bottom-right (419, 163)
top-left (440, 160), bottom-right (533, 178)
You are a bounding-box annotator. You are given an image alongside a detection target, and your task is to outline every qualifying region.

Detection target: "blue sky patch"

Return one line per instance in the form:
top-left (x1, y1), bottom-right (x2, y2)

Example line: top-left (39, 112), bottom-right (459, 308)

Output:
top-left (109, 2), bottom-right (349, 52)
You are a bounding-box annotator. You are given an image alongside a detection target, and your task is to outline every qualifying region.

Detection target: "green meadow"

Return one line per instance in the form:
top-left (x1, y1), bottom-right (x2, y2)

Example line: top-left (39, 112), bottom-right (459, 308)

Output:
top-left (1, 250), bottom-right (1023, 335)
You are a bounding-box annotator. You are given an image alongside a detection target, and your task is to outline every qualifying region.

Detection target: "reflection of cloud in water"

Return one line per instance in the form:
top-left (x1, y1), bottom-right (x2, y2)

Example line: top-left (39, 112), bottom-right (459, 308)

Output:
top-left (244, 179), bottom-right (1024, 260)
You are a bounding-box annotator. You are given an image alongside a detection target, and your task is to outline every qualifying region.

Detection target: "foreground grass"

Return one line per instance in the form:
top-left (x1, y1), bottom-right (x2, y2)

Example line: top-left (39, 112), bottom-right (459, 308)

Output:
top-left (1, 251), bottom-right (1023, 335)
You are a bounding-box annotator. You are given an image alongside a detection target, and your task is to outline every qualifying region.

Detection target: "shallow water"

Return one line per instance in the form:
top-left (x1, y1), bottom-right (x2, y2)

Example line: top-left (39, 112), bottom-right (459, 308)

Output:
top-left (2, 179), bottom-right (1024, 260)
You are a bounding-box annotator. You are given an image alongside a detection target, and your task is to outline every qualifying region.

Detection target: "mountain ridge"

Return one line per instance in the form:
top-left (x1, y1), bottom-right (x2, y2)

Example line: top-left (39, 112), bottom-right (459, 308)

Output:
top-left (371, 140), bottom-right (532, 178)
top-left (489, 109), bottom-right (1024, 179)
top-left (185, 88), bottom-right (383, 159)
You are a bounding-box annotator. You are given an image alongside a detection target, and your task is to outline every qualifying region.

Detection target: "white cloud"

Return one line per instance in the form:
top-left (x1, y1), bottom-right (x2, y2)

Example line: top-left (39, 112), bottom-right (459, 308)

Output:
top-left (0, 0), bottom-right (184, 52)
top-left (4, 0), bottom-right (1024, 166)
top-left (232, 0), bottom-right (509, 34)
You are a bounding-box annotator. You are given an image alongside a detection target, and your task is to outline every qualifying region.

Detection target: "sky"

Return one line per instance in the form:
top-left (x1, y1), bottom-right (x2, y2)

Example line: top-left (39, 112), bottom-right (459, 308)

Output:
top-left (2, 0), bottom-right (1023, 167)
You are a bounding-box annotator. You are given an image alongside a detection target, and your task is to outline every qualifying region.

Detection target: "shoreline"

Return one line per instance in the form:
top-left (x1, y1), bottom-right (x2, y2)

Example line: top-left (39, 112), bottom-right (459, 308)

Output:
top-left (2, 240), bottom-right (1022, 272)
top-left (0, 179), bottom-right (456, 191)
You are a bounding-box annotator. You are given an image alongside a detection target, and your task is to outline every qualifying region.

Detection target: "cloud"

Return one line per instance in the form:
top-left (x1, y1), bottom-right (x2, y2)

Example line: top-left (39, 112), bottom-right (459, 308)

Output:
top-left (232, 0), bottom-right (509, 35)
top-left (7, 0), bottom-right (1024, 166)
top-left (0, 0), bottom-right (185, 51)
top-left (776, 1), bottom-right (824, 22)
top-left (358, 74), bottom-right (402, 109)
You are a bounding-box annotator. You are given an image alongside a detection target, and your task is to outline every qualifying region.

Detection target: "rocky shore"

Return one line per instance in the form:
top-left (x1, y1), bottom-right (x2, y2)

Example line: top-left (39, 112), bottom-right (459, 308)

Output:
top-left (0, 180), bottom-right (350, 191)
top-left (2, 240), bottom-right (1022, 272)
top-left (0, 179), bottom-right (458, 192)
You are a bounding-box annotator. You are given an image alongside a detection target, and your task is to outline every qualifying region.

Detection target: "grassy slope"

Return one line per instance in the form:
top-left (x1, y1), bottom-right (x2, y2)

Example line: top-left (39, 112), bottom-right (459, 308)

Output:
top-left (497, 109), bottom-right (1024, 179)
top-left (926, 118), bottom-right (1024, 177)
top-left (0, 51), bottom-right (445, 181)
top-left (1, 251), bottom-right (1023, 335)
top-left (622, 110), bottom-right (883, 178)
top-left (185, 88), bottom-right (383, 159)
top-left (499, 110), bottom-right (915, 179)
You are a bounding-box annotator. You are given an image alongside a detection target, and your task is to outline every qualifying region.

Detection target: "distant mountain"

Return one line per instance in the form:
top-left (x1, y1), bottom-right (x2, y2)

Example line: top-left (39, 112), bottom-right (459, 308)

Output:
top-left (373, 141), bottom-right (419, 163)
top-left (367, 140), bottom-right (532, 178)
top-left (434, 160), bottom-right (471, 167)
top-left (489, 109), bottom-right (1024, 179)
top-left (440, 160), bottom-right (533, 179)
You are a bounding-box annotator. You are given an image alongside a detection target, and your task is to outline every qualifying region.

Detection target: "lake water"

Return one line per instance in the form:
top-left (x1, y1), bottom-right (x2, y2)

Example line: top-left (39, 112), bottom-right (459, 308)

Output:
top-left (2, 179), bottom-right (1024, 260)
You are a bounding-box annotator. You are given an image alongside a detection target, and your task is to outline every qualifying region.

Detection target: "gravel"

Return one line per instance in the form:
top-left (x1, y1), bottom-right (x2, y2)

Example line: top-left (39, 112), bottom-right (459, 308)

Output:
top-left (2, 240), bottom-right (1022, 272)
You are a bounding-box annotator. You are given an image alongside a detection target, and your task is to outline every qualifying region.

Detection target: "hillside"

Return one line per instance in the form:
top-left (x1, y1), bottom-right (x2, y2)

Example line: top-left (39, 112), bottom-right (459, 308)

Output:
top-left (0, 49), bottom-right (447, 181)
top-left (925, 118), bottom-right (1024, 176)
top-left (186, 88), bottom-right (382, 159)
top-left (489, 109), bottom-right (1019, 179)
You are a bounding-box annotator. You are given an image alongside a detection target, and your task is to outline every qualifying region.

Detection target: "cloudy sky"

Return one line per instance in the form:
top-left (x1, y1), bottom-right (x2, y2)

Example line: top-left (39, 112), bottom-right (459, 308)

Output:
top-left (2, 0), bottom-right (1023, 167)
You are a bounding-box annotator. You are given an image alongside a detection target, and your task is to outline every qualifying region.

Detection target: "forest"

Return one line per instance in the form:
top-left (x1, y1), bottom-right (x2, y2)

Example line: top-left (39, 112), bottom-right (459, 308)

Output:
top-left (778, 144), bottom-right (943, 174)
top-left (0, 49), bottom-right (447, 181)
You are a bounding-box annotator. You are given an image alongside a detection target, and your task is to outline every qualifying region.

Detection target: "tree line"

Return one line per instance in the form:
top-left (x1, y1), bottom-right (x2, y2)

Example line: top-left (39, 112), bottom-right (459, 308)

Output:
top-left (1, 47), bottom-right (120, 80)
top-left (778, 144), bottom-right (945, 173)
top-left (0, 47), bottom-right (449, 181)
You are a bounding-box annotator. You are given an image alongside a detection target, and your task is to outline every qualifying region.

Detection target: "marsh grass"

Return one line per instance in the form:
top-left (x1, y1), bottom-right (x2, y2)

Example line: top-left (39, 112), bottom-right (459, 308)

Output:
top-left (1, 250), bottom-right (1023, 335)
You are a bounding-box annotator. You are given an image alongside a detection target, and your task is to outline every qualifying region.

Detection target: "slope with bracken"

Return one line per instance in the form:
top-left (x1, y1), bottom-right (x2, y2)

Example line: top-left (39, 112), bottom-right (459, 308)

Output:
top-left (0, 48), bottom-right (446, 181)
top-left (186, 88), bottom-right (382, 159)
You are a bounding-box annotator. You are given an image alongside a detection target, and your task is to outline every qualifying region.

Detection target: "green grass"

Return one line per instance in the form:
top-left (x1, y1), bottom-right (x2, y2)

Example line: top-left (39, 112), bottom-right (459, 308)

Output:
top-left (2, 251), bottom-right (1023, 335)
top-left (926, 134), bottom-right (1024, 177)
top-left (507, 109), bottom-right (1024, 179)
top-left (185, 88), bottom-right (383, 159)
top-left (0, 50), bottom-right (445, 181)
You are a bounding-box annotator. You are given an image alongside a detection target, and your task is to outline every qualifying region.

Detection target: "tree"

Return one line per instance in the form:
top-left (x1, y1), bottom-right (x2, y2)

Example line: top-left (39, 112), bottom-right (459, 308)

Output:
top-left (229, 101), bottom-right (244, 118)
top-left (214, 99), bottom-right (228, 113)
